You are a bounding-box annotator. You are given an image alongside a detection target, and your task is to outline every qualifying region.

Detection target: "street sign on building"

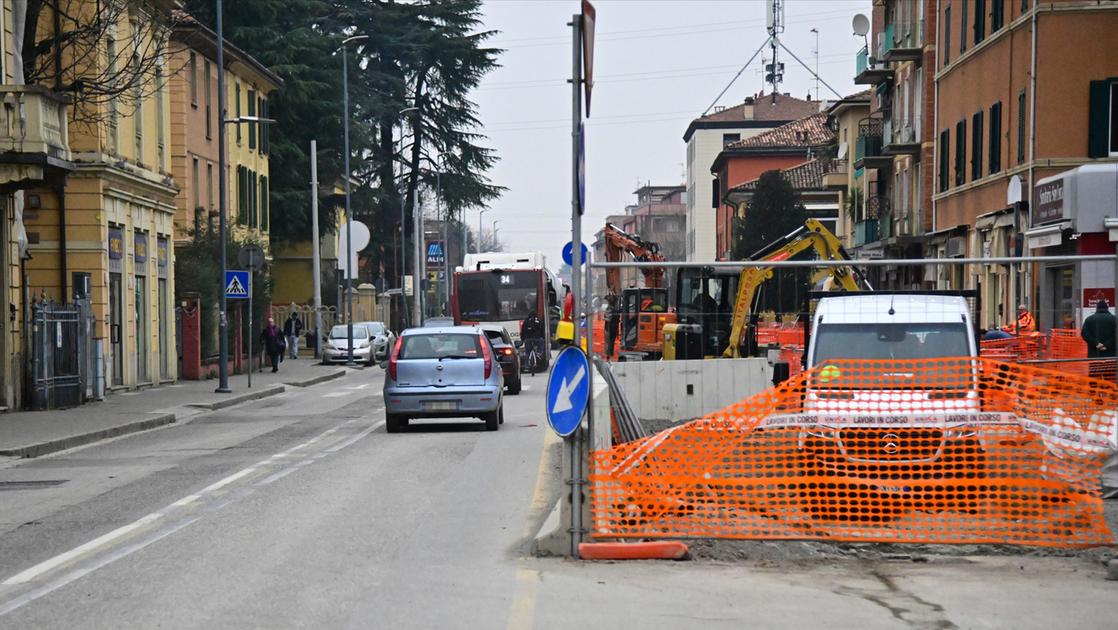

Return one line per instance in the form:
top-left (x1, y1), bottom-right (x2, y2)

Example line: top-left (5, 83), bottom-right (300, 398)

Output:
top-left (224, 270), bottom-right (250, 299)
top-left (546, 346), bottom-right (590, 437)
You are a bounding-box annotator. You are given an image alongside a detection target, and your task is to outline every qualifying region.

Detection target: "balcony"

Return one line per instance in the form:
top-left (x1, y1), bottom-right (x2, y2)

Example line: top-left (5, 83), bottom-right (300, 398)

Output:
top-left (854, 219), bottom-right (879, 247)
top-left (883, 119), bottom-right (921, 157)
top-left (823, 159), bottom-right (849, 190)
top-left (883, 20), bottom-right (924, 63)
top-left (854, 119), bottom-right (891, 171)
top-left (854, 45), bottom-right (894, 85)
top-left (0, 86), bottom-right (73, 190)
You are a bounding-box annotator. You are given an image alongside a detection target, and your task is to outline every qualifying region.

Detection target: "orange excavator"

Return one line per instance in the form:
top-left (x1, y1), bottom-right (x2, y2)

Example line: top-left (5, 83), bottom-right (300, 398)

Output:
top-left (604, 223), bottom-right (676, 359)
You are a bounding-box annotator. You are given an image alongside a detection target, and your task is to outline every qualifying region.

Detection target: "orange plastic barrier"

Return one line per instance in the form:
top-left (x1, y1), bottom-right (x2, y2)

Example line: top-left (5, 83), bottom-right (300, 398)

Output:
top-left (590, 357), bottom-right (1117, 547)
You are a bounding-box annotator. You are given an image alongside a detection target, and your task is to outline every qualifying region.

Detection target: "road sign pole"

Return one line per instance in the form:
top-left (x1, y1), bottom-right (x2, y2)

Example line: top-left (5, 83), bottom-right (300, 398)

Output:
top-left (570, 13), bottom-right (583, 349)
top-left (215, 0), bottom-right (230, 394)
top-left (247, 271), bottom-right (252, 389)
top-left (310, 140), bottom-right (322, 359)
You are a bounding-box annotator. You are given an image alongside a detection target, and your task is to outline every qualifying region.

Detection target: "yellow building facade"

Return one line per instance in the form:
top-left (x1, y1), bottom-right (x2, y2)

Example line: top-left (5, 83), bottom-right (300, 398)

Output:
top-left (23, 2), bottom-right (178, 390)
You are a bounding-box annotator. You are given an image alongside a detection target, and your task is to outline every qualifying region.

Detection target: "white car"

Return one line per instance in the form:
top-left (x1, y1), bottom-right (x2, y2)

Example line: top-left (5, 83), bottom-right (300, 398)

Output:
top-left (355, 321), bottom-right (396, 362)
top-left (323, 324), bottom-right (374, 365)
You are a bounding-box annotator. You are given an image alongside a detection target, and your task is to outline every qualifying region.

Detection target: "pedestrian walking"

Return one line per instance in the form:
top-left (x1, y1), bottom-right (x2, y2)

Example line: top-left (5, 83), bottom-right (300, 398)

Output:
top-left (1081, 299), bottom-right (1117, 380)
top-left (283, 311), bottom-right (303, 359)
top-left (260, 317), bottom-right (284, 373)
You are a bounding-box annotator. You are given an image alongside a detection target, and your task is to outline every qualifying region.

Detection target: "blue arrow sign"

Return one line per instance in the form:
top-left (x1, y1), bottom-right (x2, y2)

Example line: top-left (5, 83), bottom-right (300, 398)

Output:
top-left (562, 241), bottom-right (590, 267)
top-left (224, 270), bottom-right (250, 299)
top-left (546, 346), bottom-right (590, 437)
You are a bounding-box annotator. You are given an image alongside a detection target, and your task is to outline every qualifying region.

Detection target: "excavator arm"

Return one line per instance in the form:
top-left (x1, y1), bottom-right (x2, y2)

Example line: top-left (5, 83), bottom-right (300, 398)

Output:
top-left (603, 223), bottom-right (666, 294)
top-left (722, 218), bottom-right (866, 358)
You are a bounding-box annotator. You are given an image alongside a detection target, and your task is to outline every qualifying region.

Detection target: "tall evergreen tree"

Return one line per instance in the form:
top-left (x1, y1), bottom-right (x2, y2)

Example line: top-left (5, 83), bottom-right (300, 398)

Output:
top-left (731, 170), bottom-right (809, 315)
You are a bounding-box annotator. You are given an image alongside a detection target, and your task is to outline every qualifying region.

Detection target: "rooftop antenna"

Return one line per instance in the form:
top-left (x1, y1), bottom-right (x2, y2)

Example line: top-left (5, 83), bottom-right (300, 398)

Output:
top-left (765, 0), bottom-right (785, 99)
top-left (810, 28), bottom-right (820, 101)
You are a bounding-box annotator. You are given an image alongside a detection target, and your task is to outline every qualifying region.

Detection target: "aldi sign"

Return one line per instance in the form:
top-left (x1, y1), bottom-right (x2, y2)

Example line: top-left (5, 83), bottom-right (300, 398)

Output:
top-left (426, 241), bottom-right (445, 266)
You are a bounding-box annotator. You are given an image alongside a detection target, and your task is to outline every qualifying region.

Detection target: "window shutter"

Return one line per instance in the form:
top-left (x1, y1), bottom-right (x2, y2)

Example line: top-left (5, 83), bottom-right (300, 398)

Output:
top-left (711, 177), bottom-right (720, 209)
top-left (1088, 80), bottom-right (1111, 158)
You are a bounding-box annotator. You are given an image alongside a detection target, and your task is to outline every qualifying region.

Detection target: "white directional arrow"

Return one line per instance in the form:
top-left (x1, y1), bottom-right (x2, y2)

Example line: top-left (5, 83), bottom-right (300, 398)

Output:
top-left (551, 364), bottom-right (587, 415)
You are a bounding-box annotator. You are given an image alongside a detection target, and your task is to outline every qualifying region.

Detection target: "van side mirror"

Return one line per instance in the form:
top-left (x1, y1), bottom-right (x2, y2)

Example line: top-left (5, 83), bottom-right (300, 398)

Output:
top-left (772, 361), bottom-right (790, 387)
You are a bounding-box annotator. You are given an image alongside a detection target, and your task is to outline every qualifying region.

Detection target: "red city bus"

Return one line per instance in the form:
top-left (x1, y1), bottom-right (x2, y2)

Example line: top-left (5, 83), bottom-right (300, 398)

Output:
top-left (451, 265), bottom-right (559, 368)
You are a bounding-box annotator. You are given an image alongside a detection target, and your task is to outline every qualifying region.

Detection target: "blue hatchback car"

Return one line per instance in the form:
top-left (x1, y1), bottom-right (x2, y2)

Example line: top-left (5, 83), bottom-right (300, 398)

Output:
top-left (383, 327), bottom-right (505, 433)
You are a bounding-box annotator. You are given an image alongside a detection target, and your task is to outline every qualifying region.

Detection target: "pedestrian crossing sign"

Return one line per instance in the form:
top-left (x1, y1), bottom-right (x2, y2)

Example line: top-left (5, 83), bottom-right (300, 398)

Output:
top-left (224, 270), bottom-right (250, 299)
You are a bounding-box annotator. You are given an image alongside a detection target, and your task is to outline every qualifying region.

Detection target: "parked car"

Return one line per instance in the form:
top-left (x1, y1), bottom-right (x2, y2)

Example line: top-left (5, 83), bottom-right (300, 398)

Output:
top-left (478, 324), bottom-right (522, 395)
top-left (355, 320), bottom-right (396, 362)
top-left (422, 316), bottom-right (456, 328)
top-left (322, 324), bottom-right (374, 365)
top-left (383, 326), bottom-right (504, 433)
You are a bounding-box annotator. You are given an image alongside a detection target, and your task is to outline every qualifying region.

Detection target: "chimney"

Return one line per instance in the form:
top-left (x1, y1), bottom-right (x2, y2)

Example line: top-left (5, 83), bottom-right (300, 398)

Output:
top-left (742, 97), bottom-right (754, 119)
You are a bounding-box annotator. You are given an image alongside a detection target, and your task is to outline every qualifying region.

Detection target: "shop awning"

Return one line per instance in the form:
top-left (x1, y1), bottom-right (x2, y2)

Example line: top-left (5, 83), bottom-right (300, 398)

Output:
top-left (1025, 221), bottom-right (1071, 249)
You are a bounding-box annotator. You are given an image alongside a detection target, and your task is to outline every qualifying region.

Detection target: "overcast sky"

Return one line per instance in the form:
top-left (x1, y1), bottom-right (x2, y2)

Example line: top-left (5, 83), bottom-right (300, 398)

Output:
top-left (472, 0), bottom-right (870, 271)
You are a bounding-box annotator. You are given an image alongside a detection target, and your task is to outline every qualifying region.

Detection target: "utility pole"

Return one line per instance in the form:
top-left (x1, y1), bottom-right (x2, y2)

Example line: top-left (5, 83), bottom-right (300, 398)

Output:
top-left (310, 140), bottom-right (322, 358)
top-left (412, 187), bottom-right (422, 325)
top-left (570, 13), bottom-right (583, 347)
top-left (215, 0), bottom-right (230, 393)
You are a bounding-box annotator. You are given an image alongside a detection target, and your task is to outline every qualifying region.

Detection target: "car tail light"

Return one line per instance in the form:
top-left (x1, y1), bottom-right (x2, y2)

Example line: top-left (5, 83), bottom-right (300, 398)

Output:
top-left (501, 347), bottom-right (514, 356)
top-left (388, 336), bottom-right (403, 380)
top-left (480, 335), bottom-right (493, 379)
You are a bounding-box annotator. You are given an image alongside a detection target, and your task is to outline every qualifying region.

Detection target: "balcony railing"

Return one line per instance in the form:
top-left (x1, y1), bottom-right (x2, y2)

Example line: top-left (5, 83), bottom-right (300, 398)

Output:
top-left (879, 211), bottom-right (895, 240)
top-left (823, 159), bottom-right (848, 189)
top-left (882, 23), bottom-right (895, 57)
top-left (0, 86), bottom-right (71, 163)
top-left (883, 119), bottom-right (920, 155)
top-left (855, 119), bottom-right (890, 169)
top-left (885, 19), bottom-right (924, 63)
top-left (854, 44), bottom-right (894, 85)
top-left (854, 219), bottom-right (879, 247)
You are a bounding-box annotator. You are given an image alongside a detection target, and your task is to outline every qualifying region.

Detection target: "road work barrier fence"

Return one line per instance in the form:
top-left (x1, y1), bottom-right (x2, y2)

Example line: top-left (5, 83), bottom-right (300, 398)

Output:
top-left (589, 357), bottom-right (1118, 547)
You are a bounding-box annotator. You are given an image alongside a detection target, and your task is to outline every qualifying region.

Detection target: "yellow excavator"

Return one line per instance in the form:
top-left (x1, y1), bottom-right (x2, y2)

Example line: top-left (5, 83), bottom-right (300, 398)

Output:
top-left (664, 219), bottom-right (868, 360)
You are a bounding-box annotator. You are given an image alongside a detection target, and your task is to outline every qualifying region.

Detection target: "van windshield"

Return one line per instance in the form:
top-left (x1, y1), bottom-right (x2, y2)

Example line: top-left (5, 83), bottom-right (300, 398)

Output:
top-left (812, 322), bottom-right (971, 363)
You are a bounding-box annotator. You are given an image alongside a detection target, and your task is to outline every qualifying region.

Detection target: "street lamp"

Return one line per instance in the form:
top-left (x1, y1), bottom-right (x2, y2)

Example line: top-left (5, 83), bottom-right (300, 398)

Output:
top-left (215, 0), bottom-right (231, 393)
top-left (337, 34), bottom-right (367, 364)
top-left (492, 219), bottom-right (502, 246)
top-left (477, 208), bottom-right (488, 253)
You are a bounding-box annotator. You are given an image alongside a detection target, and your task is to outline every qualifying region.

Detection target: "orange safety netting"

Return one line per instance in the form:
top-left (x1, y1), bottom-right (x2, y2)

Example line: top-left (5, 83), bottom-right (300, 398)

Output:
top-left (590, 357), bottom-right (1118, 547)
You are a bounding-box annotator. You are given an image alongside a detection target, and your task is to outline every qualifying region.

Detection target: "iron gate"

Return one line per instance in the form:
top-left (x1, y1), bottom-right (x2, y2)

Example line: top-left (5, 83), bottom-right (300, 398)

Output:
top-left (28, 293), bottom-right (94, 410)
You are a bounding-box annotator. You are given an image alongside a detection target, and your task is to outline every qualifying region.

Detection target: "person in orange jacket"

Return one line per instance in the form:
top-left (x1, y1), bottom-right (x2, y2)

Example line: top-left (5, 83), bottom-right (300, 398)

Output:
top-left (562, 285), bottom-right (574, 321)
top-left (1002, 303), bottom-right (1036, 335)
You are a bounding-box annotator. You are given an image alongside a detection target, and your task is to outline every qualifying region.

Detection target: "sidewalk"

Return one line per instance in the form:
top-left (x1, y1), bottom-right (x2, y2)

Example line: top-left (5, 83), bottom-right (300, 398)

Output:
top-left (0, 358), bottom-right (354, 459)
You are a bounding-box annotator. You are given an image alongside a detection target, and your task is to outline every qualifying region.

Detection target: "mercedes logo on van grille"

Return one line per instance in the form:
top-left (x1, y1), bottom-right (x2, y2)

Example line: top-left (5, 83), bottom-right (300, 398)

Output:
top-left (882, 433), bottom-right (901, 455)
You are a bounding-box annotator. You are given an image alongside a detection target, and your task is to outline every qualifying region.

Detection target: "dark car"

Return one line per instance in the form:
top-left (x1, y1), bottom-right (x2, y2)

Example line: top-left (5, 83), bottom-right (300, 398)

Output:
top-left (479, 325), bottom-right (521, 395)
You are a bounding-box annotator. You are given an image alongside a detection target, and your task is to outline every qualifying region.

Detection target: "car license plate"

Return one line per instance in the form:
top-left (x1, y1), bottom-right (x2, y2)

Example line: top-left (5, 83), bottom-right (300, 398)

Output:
top-left (423, 401), bottom-right (457, 411)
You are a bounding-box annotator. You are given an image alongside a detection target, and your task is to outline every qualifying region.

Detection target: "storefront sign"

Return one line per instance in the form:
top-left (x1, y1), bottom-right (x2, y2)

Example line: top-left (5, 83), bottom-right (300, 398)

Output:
top-left (157, 237), bottom-right (169, 279)
top-left (1028, 231), bottom-right (1063, 249)
top-left (1032, 179), bottom-right (1065, 225)
top-left (1083, 288), bottom-right (1116, 309)
top-left (108, 227), bottom-right (124, 260)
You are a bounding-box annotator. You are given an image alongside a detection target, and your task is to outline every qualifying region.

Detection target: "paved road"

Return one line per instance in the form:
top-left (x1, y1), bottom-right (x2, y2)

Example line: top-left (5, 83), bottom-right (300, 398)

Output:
top-left (1, 368), bottom-right (1116, 629)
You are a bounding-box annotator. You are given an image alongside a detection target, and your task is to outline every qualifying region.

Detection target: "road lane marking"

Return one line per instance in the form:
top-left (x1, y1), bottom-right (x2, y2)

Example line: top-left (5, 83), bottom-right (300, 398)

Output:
top-left (522, 429), bottom-right (561, 540)
top-left (0, 418), bottom-right (382, 615)
top-left (506, 567), bottom-right (540, 630)
top-left (1, 513), bottom-right (164, 586)
top-left (344, 383), bottom-right (369, 390)
top-left (322, 391), bottom-right (353, 398)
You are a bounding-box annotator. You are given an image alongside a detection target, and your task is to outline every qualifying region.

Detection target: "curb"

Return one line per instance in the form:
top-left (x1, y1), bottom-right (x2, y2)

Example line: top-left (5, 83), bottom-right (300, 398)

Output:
top-left (0, 413), bottom-right (177, 459)
top-left (285, 369), bottom-right (347, 388)
top-left (186, 384), bottom-right (286, 411)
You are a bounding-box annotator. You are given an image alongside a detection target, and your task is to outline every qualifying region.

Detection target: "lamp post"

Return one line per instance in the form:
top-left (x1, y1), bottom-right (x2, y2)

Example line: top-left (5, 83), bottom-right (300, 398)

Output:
top-left (215, 0), bottom-right (230, 393)
top-left (492, 219), bottom-right (502, 247)
top-left (337, 34), bottom-right (367, 365)
top-left (396, 107), bottom-right (418, 320)
top-left (477, 208), bottom-right (488, 253)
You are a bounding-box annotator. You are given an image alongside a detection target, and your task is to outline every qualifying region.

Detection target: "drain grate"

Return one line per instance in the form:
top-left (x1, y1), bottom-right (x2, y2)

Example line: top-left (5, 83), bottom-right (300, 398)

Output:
top-left (0, 480), bottom-right (68, 491)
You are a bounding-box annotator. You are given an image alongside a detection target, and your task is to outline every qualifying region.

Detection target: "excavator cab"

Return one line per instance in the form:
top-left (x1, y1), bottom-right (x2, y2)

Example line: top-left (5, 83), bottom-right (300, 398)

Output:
top-left (674, 267), bottom-right (738, 357)
top-left (620, 287), bottom-right (673, 359)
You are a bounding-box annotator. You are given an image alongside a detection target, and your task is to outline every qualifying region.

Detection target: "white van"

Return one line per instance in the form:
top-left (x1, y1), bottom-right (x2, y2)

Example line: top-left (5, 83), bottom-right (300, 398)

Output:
top-left (796, 292), bottom-right (986, 521)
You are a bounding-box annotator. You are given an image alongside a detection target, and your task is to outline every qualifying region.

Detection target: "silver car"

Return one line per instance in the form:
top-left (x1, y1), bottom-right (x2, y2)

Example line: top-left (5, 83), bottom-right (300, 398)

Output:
top-left (322, 324), bottom-right (374, 365)
top-left (383, 327), bottom-right (504, 433)
top-left (355, 321), bottom-right (395, 361)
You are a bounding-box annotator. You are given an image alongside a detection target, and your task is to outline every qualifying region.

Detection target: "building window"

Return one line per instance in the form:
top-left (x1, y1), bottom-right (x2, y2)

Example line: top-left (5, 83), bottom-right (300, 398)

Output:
top-left (974, 0), bottom-right (986, 45)
top-left (943, 7), bottom-right (951, 66)
top-left (156, 67), bottom-right (165, 171)
top-left (721, 133), bottom-right (740, 147)
top-left (204, 60), bottom-right (212, 139)
top-left (1087, 79), bottom-right (1118, 158)
top-left (955, 119), bottom-right (966, 187)
top-left (206, 163), bottom-right (214, 209)
top-left (251, 171), bottom-right (259, 228)
top-left (261, 176), bottom-right (269, 231)
top-left (235, 82), bottom-right (242, 144)
top-left (236, 166), bottom-right (246, 226)
top-left (960, 0), bottom-right (968, 54)
top-left (972, 111), bottom-right (984, 180)
top-left (106, 36), bottom-right (119, 154)
top-left (188, 52), bottom-right (197, 106)
top-left (939, 129), bottom-right (950, 192)
top-left (261, 97), bottom-right (270, 155)
top-left (1017, 90), bottom-right (1026, 163)
top-left (992, 0), bottom-right (1004, 31)
top-left (248, 89), bottom-right (257, 150)
top-left (191, 157), bottom-right (200, 210)
top-left (989, 101), bottom-right (1002, 173)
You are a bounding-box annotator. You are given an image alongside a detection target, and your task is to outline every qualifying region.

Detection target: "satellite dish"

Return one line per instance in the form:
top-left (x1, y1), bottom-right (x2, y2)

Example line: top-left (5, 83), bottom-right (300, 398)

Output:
top-left (852, 14), bottom-right (870, 37)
